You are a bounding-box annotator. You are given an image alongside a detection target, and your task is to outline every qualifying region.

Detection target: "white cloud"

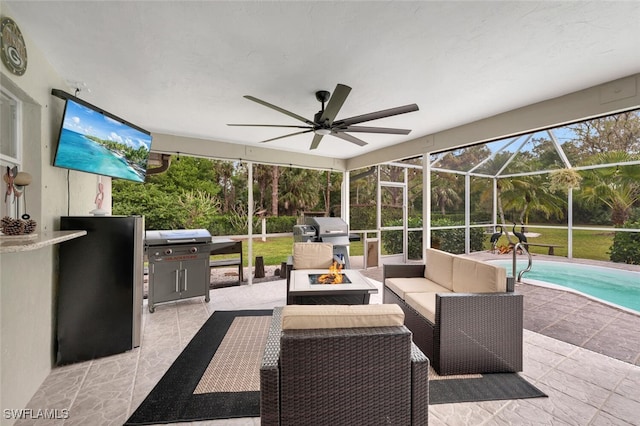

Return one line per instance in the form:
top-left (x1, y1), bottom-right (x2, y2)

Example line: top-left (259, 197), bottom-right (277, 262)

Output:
top-left (109, 132), bottom-right (124, 144)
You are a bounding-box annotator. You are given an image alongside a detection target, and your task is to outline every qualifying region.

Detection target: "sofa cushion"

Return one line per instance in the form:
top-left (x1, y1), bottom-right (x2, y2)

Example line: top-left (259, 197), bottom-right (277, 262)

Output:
top-left (424, 248), bottom-right (455, 290)
top-left (452, 257), bottom-right (507, 293)
top-left (386, 277), bottom-right (452, 299)
top-left (292, 242), bottom-right (334, 269)
top-left (281, 304), bottom-right (405, 330)
top-left (404, 292), bottom-right (437, 323)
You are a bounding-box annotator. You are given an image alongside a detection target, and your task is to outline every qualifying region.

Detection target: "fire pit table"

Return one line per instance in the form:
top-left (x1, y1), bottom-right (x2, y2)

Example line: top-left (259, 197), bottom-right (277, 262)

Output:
top-left (289, 269), bottom-right (378, 305)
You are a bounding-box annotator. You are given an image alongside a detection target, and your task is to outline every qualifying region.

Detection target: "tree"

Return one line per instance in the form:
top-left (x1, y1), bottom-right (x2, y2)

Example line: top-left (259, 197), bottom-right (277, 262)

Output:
top-left (113, 156), bottom-right (223, 229)
top-left (577, 153), bottom-right (640, 225)
top-left (271, 165), bottom-right (279, 216)
top-left (212, 160), bottom-right (235, 213)
top-left (278, 167), bottom-right (323, 215)
top-left (431, 172), bottom-right (462, 215)
top-left (148, 156), bottom-right (220, 195)
top-left (177, 189), bottom-right (221, 229)
top-left (496, 174), bottom-right (565, 226)
top-left (567, 111), bottom-right (640, 160)
top-left (253, 164), bottom-right (272, 212)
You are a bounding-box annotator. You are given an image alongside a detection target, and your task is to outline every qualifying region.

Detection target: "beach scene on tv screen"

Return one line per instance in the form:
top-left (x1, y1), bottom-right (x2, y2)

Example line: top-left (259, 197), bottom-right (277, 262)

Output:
top-left (54, 99), bottom-right (152, 182)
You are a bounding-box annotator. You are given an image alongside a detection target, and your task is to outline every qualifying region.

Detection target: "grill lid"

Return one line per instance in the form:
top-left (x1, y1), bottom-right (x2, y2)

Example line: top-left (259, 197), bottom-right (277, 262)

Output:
top-left (145, 229), bottom-right (212, 245)
top-left (305, 217), bottom-right (349, 236)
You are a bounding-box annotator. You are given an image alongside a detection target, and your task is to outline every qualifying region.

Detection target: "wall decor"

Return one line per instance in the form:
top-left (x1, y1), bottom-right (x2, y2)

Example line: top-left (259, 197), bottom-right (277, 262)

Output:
top-left (1, 16), bottom-right (28, 76)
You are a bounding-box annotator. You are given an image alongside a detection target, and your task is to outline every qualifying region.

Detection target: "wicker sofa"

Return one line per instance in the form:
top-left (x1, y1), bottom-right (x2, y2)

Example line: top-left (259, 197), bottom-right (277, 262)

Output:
top-left (260, 305), bottom-right (429, 426)
top-left (383, 248), bottom-right (523, 375)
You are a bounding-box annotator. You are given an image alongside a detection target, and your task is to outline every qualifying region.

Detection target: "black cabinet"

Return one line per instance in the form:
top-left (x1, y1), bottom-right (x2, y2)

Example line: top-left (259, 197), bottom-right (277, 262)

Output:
top-left (56, 216), bottom-right (143, 365)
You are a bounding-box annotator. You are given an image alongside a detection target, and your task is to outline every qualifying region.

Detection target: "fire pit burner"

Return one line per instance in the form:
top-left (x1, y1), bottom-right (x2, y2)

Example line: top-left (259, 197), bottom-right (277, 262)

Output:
top-left (308, 273), bottom-right (352, 285)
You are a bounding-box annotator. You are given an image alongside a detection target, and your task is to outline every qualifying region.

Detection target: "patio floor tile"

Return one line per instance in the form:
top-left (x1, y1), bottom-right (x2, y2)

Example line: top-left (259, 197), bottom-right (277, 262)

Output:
top-left (15, 259), bottom-right (640, 425)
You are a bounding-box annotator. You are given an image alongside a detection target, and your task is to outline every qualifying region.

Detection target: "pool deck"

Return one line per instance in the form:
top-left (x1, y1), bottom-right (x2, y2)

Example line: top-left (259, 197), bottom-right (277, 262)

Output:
top-left (359, 252), bottom-right (640, 366)
top-left (18, 253), bottom-right (640, 425)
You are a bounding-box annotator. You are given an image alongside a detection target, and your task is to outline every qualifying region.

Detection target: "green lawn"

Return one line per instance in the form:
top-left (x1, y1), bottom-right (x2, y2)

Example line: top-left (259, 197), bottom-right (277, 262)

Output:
top-left (211, 236), bottom-right (364, 267)
top-left (484, 225), bottom-right (616, 261)
top-left (216, 226), bottom-right (616, 267)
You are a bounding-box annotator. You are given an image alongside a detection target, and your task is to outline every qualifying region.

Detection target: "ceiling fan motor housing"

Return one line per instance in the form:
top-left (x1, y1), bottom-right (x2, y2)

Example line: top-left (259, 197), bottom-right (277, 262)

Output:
top-left (315, 90), bottom-right (330, 103)
top-left (314, 110), bottom-right (329, 127)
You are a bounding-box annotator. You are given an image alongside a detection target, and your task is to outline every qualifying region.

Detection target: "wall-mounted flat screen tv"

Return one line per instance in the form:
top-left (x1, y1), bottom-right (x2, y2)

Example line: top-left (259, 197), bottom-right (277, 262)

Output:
top-left (52, 91), bottom-right (153, 183)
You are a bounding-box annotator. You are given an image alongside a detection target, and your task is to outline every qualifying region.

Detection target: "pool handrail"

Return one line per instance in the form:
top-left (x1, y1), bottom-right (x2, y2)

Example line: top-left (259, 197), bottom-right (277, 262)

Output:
top-left (513, 243), bottom-right (533, 282)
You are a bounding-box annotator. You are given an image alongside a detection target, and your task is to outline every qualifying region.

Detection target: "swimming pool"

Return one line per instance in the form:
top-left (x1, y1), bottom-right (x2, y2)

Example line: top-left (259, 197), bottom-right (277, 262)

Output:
top-left (489, 260), bottom-right (640, 313)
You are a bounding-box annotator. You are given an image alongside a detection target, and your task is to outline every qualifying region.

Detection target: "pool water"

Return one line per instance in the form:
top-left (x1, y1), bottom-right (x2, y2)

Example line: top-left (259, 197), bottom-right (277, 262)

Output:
top-left (490, 260), bottom-right (640, 313)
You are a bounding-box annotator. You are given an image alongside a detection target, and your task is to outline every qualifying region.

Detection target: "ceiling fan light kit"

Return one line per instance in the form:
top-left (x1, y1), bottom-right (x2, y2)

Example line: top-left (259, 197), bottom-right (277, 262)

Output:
top-left (228, 83), bottom-right (419, 150)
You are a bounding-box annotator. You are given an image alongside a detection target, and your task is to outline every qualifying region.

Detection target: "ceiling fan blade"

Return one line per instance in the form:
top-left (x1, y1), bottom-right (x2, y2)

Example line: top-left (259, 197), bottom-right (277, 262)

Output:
top-left (259, 129), bottom-right (314, 143)
top-left (334, 103), bottom-right (419, 127)
top-left (310, 134), bottom-right (324, 150)
top-left (336, 125), bottom-right (412, 135)
top-left (244, 95), bottom-right (315, 125)
top-left (228, 124), bottom-right (312, 129)
top-left (331, 132), bottom-right (368, 147)
top-left (319, 84), bottom-right (351, 125)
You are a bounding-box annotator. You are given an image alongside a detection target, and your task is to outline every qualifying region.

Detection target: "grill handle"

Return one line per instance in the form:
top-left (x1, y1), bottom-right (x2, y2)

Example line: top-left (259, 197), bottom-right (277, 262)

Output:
top-left (175, 269), bottom-right (180, 293)
top-left (183, 269), bottom-right (188, 291)
top-left (166, 238), bottom-right (198, 244)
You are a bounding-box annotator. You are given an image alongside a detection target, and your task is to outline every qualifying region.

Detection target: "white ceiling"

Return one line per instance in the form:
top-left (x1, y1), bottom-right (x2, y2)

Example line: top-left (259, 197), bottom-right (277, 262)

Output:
top-left (4, 1), bottom-right (640, 160)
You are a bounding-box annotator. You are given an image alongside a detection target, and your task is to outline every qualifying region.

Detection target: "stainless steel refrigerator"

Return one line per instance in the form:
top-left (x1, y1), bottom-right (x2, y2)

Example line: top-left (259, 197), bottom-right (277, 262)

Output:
top-left (56, 216), bottom-right (143, 365)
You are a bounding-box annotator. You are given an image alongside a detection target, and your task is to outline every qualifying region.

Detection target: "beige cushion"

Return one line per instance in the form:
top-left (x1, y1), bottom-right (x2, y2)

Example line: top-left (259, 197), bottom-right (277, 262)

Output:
top-left (452, 257), bottom-right (507, 293)
top-left (405, 292), bottom-right (437, 323)
top-left (424, 248), bottom-right (455, 290)
top-left (385, 277), bottom-right (452, 299)
top-left (292, 242), bottom-right (334, 269)
top-left (281, 304), bottom-right (405, 330)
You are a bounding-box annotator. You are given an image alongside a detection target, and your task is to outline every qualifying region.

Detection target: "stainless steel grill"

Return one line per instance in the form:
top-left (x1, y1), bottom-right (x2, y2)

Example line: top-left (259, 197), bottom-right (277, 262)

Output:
top-left (293, 217), bottom-right (354, 268)
top-left (144, 229), bottom-right (212, 312)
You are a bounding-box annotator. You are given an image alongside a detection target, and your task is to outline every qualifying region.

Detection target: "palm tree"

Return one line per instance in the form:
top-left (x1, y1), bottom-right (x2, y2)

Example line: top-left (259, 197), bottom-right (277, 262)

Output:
top-left (432, 186), bottom-right (461, 215)
top-left (279, 168), bottom-right (323, 216)
top-left (431, 173), bottom-right (462, 215)
top-left (578, 152), bottom-right (640, 225)
top-left (501, 174), bottom-right (565, 224)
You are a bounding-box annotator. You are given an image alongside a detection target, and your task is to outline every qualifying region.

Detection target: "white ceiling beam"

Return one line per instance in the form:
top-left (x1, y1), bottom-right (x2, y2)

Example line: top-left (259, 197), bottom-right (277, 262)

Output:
top-left (150, 133), bottom-right (347, 171)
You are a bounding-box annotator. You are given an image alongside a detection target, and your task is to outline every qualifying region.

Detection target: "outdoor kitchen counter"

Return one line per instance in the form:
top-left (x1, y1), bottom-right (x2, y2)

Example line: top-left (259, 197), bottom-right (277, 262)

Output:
top-left (0, 230), bottom-right (87, 253)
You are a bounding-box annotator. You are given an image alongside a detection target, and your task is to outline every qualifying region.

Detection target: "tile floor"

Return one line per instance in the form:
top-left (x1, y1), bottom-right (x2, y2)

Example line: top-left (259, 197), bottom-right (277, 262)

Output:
top-left (16, 262), bottom-right (640, 426)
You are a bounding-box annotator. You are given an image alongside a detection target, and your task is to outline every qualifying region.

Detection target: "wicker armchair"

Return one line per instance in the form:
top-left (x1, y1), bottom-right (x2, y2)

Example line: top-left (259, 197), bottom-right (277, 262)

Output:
top-left (260, 306), bottom-right (429, 426)
top-left (285, 242), bottom-right (336, 304)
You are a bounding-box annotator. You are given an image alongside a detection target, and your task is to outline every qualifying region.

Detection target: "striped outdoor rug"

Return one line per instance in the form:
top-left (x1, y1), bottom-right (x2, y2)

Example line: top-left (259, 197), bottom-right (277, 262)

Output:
top-left (125, 310), bottom-right (271, 425)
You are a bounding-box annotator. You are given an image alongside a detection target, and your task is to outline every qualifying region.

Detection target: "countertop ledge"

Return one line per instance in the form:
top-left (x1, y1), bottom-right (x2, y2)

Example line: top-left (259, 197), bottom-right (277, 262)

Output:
top-left (0, 230), bottom-right (87, 253)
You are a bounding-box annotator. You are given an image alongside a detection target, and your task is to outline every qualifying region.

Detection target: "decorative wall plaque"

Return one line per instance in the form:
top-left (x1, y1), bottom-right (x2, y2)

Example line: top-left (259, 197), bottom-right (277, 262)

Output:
top-left (1, 16), bottom-right (28, 76)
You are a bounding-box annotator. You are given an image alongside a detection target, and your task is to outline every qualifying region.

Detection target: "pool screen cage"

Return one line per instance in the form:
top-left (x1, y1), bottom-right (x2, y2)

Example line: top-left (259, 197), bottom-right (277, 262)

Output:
top-left (350, 108), bottom-right (640, 262)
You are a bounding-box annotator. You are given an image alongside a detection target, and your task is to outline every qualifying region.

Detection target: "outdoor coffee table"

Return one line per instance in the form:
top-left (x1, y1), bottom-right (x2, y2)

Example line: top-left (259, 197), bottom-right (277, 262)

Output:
top-left (289, 269), bottom-right (378, 305)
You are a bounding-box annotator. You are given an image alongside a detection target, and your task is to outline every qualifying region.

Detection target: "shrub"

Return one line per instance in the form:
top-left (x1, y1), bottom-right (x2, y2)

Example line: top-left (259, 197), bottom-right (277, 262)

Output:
top-left (350, 205), bottom-right (376, 231)
top-left (380, 218), bottom-right (423, 259)
top-left (380, 217), bottom-right (484, 258)
top-left (431, 218), bottom-right (484, 254)
top-left (266, 216), bottom-right (297, 233)
top-left (206, 214), bottom-right (297, 236)
top-left (609, 219), bottom-right (640, 265)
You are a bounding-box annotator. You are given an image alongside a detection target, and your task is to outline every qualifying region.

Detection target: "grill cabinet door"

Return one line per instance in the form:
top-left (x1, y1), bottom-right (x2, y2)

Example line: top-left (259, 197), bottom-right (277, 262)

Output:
top-left (178, 258), bottom-right (209, 299)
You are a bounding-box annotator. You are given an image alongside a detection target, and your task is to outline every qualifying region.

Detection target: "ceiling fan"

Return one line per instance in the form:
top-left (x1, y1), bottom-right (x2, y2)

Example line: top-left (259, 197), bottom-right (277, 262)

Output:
top-left (228, 84), bottom-right (419, 150)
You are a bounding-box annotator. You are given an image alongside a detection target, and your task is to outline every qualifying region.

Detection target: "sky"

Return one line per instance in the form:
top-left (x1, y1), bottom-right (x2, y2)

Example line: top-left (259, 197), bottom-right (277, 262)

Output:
top-left (62, 99), bottom-right (152, 151)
